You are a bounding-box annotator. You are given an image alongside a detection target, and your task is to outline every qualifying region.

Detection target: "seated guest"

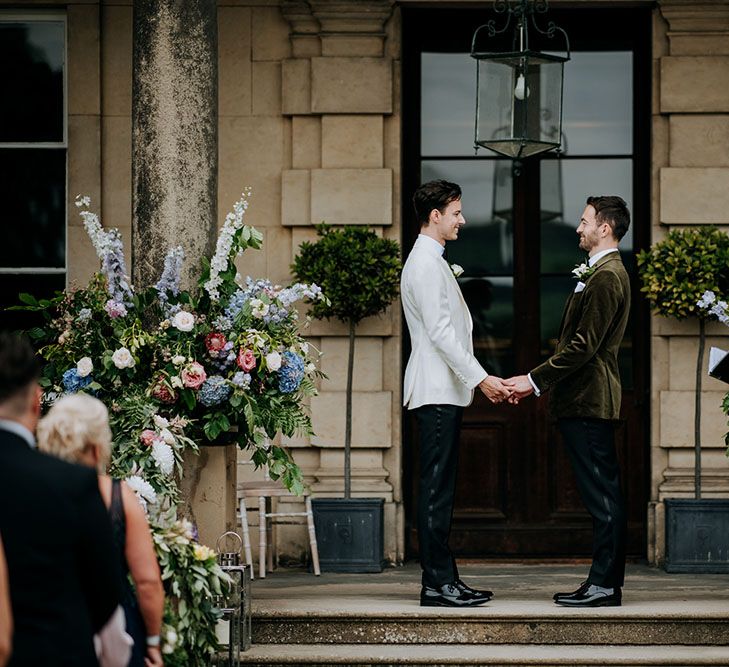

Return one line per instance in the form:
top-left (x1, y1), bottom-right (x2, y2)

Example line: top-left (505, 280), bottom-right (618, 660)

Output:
top-left (0, 535), bottom-right (11, 667)
top-left (39, 394), bottom-right (165, 667)
top-left (0, 333), bottom-right (120, 667)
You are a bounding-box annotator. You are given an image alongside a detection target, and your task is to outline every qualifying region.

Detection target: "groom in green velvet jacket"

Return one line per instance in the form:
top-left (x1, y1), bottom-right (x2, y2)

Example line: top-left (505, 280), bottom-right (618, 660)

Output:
top-left (506, 196), bottom-right (631, 608)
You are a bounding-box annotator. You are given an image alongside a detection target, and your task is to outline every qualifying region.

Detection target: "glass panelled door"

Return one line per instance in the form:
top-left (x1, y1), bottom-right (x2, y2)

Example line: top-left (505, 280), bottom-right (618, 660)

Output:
top-left (402, 7), bottom-right (651, 557)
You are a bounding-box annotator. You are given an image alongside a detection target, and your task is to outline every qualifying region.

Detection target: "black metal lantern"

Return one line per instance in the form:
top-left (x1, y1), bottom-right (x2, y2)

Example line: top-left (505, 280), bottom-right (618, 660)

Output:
top-left (471, 0), bottom-right (570, 159)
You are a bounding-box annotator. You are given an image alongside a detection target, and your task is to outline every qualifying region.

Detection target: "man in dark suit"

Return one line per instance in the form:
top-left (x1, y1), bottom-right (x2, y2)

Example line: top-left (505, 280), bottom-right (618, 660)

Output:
top-left (0, 333), bottom-right (120, 666)
top-left (506, 196), bottom-right (631, 608)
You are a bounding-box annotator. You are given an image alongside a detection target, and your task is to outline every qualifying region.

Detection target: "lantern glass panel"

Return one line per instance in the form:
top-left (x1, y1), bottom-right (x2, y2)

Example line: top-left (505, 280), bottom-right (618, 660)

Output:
top-left (475, 52), bottom-right (565, 158)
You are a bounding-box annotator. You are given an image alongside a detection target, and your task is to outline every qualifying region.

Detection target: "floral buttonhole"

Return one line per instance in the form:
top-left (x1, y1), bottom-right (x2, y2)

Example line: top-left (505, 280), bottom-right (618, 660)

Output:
top-left (451, 263), bottom-right (464, 278)
top-left (572, 262), bottom-right (596, 281)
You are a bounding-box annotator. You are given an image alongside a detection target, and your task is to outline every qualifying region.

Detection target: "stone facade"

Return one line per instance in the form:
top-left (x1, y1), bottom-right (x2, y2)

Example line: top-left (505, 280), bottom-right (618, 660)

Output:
top-left (8, 0), bottom-right (729, 566)
top-left (648, 0), bottom-right (729, 565)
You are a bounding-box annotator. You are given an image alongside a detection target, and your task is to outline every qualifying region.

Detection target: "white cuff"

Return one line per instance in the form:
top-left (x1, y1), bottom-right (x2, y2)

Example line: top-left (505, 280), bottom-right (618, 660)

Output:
top-left (527, 373), bottom-right (541, 397)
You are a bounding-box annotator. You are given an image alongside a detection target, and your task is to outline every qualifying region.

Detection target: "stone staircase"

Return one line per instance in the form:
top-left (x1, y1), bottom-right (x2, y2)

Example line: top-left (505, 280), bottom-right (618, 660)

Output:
top-left (237, 563), bottom-right (729, 666)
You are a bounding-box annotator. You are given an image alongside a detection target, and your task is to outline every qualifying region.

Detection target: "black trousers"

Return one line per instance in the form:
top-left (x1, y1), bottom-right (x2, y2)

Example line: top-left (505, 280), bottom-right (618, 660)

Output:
top-left (558, 417), bottom-right (627, 588)
top-left (415, 404), bottom-right (463, 587)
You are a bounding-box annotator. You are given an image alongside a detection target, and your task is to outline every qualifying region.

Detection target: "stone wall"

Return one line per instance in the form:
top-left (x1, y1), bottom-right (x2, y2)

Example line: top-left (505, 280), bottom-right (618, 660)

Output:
top-left (649, 0), bottom-right (729, 565)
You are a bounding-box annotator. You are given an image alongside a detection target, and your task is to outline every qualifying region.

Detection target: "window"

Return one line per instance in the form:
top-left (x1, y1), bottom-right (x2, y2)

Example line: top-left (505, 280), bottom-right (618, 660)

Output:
top-left (0, 13), bottom-right (66, 331)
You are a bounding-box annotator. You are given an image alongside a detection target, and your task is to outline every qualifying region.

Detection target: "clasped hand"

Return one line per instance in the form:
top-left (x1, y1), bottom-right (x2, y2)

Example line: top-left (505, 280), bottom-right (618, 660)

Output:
top-left (479, 375), bottom-right (535, 405)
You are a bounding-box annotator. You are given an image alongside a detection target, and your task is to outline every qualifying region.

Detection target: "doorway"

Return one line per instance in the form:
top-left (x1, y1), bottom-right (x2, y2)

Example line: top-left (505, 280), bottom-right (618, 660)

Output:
top-left (402, 6), bottom-right (652, 558)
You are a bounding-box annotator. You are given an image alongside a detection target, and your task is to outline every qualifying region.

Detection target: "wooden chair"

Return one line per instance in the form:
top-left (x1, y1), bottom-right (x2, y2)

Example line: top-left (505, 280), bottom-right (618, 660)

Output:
top-left (237, 462), bottom-right (321, 578)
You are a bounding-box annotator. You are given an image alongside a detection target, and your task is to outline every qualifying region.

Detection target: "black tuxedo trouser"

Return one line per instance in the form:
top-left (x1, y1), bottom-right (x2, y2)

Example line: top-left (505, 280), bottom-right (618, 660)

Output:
top-left (415, 404), bottom-right (463, 588)
top-left (558, 417), bottom-right (627, 588)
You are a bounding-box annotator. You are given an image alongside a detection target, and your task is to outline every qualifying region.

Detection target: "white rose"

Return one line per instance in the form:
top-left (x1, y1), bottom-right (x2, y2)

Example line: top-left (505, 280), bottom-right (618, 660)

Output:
top-left (250, 299), bottom-right (269, 319)
top-left (171, 310), bottom-right (195, 332)
top-left (265, 351), bottom-right (282, 371)
top-left (450, 263), bottom-right (464, 278)
top-left (112, 347), bottom-right (135, 369)
top-left (76, 357), bottom-right (93, 378)
top-left (172, 355), bottom-right (186, 366)
top-left (159, 428), bottom-right (176, 445)
top-left (153, 414), bottom-right (169, 429)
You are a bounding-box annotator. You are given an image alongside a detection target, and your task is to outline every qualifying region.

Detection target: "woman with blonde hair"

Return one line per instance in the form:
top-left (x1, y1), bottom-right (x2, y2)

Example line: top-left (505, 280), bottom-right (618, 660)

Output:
top-left (38, 394), bottom-right (164, 667)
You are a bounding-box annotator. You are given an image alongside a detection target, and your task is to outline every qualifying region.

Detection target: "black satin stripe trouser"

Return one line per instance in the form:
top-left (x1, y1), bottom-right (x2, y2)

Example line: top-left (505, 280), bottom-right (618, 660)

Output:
top-left (415, 403), bottom-right (464, 588)
top-left (558, 417), bottom-right (627, 588)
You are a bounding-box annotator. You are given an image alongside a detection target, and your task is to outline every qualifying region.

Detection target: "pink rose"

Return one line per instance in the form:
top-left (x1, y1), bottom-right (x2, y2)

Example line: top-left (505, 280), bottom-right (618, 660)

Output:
top-left (140, 430), bottom-right (157, 447)
top-left (237, 348), bottom-right (256, 372)
top-left (181, 362), bottom-right (207, 389)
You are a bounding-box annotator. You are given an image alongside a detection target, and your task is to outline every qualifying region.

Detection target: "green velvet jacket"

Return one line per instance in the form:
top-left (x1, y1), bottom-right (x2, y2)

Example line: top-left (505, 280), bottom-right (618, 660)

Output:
top-left (530, 251), bottom-right (630, 420)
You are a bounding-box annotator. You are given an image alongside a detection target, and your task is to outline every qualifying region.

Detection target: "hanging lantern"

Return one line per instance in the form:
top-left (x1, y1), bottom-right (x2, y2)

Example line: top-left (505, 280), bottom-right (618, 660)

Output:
top-left (471, 0), bottom-right (570, 159)
top-left (212, 531), bottom-right (252, 666)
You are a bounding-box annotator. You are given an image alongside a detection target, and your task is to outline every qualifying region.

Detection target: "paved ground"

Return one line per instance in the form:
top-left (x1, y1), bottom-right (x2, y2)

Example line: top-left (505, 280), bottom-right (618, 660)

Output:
top-left (250, 561), bottom-right (729, 617)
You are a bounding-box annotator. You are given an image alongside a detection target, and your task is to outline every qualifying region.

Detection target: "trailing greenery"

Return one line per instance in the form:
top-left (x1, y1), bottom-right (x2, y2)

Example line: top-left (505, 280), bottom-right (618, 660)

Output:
top-left (638, 226), bottom-right (729, 498)
top-left (292, 225), bottom-right (401, 498)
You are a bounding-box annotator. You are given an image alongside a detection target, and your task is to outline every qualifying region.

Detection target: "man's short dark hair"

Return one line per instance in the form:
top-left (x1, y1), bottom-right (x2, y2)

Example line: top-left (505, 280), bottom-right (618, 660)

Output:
top-left (0, 332), bottom-right (41, 404)
top-left (413, 180), bottom-right (462, 227)
top-left (586, 195), bottom-right (630, 241)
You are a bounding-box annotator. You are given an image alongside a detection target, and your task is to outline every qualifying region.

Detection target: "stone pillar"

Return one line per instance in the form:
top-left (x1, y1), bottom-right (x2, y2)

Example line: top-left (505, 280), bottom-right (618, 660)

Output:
top-left (132, 0), bottom-right (218, 291)
top-left (131, 0), bottom-right (234, 549)
top-left (279, 0), bottom-right (403, 563)
top-left (649, 0), bottom-right (729, 565)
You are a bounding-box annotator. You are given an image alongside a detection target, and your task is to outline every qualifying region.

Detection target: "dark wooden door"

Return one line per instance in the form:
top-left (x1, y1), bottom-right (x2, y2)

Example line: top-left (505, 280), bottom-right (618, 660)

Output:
top-left (402, 7), bottom-right (652, 558)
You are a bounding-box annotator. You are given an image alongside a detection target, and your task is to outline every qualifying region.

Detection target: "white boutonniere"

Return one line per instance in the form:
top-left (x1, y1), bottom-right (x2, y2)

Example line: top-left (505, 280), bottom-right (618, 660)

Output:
top-left (451, 263), bottom-right (464, 278)
top-left (572, 262), bottom-right (596, 281)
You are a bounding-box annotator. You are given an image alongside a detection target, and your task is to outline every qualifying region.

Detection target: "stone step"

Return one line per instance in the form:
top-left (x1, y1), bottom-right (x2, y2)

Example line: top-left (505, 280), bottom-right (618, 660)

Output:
top-left (238, 643), bottom-right (729, 665)
top-left (252, 600), bottom-right (729, 646)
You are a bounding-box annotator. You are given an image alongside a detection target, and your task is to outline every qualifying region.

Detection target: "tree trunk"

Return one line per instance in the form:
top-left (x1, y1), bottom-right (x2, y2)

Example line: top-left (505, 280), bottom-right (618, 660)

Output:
top-left (695, 317), bottom-right (706, 499)
top-left (345, 319), bottom-right (356, 499)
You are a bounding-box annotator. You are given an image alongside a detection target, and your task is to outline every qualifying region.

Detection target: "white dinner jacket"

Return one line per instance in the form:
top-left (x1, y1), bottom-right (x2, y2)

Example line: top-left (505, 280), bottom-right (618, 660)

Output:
top-left (401, 235), bottom-right (487, 409)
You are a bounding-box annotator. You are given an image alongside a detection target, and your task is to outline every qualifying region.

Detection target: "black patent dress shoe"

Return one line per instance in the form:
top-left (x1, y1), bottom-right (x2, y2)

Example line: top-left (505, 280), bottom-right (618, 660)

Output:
top-left (553, 580), bottom-right (589, 601)
top-left (455, 579), bottom-right (493, 601)
top-left (420, 582), bottom-right (490, 607)
top-left (554, 584), bottom-right (622, 608)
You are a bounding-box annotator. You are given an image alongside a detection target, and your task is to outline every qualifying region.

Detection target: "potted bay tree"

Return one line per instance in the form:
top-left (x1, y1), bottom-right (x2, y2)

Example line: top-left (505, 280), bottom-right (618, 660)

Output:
top-left (293, 224), bottom-right (401, 572)
top-left (638, 226), bottom-right (729, 572)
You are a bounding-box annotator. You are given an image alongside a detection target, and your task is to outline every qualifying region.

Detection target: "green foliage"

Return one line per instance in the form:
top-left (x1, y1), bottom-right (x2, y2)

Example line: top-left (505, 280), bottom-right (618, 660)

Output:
top-left (292, 224), bottom-right (401, 325)
top-left (637, 226), bottom-right (729, 320)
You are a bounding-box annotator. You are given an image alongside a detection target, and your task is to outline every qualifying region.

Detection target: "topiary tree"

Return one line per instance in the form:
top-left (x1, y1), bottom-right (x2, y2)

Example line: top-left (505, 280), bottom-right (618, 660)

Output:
top-left (293, 225), bottom-right (401, 498)
top-left (638, 226), bottom-right (729, 498)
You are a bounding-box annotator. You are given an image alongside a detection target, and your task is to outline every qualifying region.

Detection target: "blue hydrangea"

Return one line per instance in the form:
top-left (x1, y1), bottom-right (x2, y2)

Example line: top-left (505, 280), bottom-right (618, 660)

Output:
top-left (232, 372), bottom-right (251, 389)
top-left (62, 368), bottom-right (92, 393)
top-left (278, 351), bottom-right (305, 394)
top-left (198, 375), bottom-right (232, 407)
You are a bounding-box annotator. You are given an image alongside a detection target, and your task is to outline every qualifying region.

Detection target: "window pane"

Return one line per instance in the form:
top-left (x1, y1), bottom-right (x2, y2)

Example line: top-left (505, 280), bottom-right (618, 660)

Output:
top-left (541, 158), bottom-right (633, 273)
top-left (562, 52), bottom-right (632, 156)
top-left (421, 53), bottom-right (476, 156)
top-left (0, 149), bottom-right (65, 268)
top-left (421, 159), bottom-right (513, 275)
top-left (461, 276), bottom-right (515, 378)
top-left (0, 272), bottom-right (65, 333)
top-left (0, 21), bottom-right (65, 142)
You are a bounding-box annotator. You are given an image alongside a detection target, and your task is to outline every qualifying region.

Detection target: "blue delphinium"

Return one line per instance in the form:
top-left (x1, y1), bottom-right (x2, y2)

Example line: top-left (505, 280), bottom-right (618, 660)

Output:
top-left (198, 375), bottom-right (232, 407)
top-left (62, 368), bottom-right (92, 393)
top-left (155, 246), bottom-right (185, 315)
top-left (278, 351), bottom-right (305, 394)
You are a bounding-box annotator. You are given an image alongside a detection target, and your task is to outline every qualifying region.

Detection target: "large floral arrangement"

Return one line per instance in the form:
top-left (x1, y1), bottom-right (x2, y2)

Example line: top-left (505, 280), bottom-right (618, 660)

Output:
top-left (15, 189), bottom-right (325, 663)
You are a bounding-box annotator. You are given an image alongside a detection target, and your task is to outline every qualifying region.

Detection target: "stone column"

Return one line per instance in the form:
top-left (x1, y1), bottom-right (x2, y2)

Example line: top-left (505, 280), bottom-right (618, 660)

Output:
top-left (132, 0), bottom-right (234, 548)
top-left (649, 0), bottom-right (729, 564)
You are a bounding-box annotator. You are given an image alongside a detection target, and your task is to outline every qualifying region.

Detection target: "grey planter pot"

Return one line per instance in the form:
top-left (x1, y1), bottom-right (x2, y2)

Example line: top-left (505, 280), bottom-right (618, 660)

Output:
top-left (665, 498), bottom-right (729, 573)
top-left (311, 498), bottom-right (384, 573)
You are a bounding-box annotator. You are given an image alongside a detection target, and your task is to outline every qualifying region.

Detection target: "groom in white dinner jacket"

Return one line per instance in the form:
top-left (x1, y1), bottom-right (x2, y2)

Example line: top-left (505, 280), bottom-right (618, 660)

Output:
top-left (401, 179), bottom-right (511, 607)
